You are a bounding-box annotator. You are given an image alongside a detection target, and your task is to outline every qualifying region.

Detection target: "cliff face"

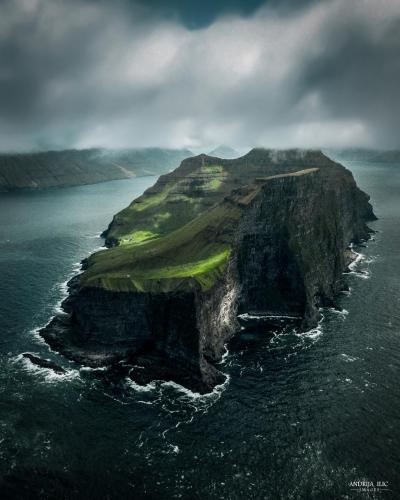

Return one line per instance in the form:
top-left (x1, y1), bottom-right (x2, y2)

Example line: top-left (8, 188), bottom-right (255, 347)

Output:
top-left (102, 148), bottom-right (346, 246)
top-left (41, 149), bottom-right (375, 393)
top-left (0, 147), bottom-right (191, 191)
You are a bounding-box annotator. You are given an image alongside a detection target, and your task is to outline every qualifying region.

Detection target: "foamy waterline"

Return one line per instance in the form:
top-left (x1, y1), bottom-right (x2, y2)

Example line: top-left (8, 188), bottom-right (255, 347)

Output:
top-left (125, 371), bottom-right (231, 404)
top-left (30, 232), bottom-right (107, 351)
top-left (13, 353), bottom-right (80, 384)
top-left (329, 307), bottom-right (349, 317)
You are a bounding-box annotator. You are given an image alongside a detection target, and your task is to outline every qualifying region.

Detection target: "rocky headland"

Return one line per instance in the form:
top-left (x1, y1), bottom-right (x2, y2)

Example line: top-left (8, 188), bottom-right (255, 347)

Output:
top-left (40, 148), bottom-right (376, 392)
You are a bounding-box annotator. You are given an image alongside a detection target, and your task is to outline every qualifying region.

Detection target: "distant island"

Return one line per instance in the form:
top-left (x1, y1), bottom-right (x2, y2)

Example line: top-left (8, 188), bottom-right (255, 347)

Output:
top-left (0, 147), bottom-right (191, 191)
top-left (40, 148), bottom-right (375, 393)
top-left (327, 148), bottom-right (400, 163)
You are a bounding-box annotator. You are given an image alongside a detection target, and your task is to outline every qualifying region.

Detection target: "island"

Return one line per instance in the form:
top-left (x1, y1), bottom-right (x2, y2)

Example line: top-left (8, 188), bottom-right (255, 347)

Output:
top-left (328, 148), bottom-right (400, 163)
top-left (0, 147), bottom-right (191, 191)
top-left (41, 148), bottom-right (376, 393)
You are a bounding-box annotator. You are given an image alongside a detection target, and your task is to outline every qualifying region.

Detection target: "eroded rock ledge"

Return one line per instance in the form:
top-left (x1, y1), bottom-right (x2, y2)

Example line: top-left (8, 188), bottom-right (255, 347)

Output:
top-left (41, 149), bottom-right (375, 393)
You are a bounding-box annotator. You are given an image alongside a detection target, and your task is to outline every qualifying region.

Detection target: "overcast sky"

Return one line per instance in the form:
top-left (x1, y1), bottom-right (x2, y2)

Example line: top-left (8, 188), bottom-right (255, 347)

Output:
top-left (0, 0), bottom-right (399, 152)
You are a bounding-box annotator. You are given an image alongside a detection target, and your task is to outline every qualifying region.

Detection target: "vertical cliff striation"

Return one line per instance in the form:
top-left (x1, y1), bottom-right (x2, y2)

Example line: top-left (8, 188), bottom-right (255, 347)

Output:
top-left (41, 149), bottom-right (375, 392)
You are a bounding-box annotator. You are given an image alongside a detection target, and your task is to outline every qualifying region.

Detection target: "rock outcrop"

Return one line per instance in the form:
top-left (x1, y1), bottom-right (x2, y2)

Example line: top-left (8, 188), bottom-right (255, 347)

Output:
top-left (22, 353), bottom-right (66, 374)
top-left (41, 149), bottom-right (375, 393)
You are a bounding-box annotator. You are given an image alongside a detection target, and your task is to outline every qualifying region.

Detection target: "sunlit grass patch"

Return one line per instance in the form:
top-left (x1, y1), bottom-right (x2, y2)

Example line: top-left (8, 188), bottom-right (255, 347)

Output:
top-left (142, 248), bottom-right (230, 281)
top-left (131, 184), bottom-right (173, 212)
top-left (120, 230), bottom-right (159, 246)
top-left (199, 164), bottom-right (225, 174)
top-left (85, 248), bottom-right (231, 292)
top-left (205, 178), bottom-right (222, 190)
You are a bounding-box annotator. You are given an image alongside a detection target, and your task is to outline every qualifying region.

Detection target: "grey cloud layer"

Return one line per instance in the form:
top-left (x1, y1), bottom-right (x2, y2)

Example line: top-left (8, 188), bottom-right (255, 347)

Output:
top-left (0, 0), bottom-right (399, 151)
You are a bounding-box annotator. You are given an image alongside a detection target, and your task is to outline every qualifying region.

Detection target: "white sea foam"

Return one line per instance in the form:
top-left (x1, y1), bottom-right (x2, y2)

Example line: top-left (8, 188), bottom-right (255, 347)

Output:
top-left (294, 312), bottom-right (324, 342)
top-left (296, 326), bottom-right (323, 340)
top-left (125, 370), bottom-right (231, 402)
top-left (41, 367), bottom-right (80, 384)
top-left (52, 259), bottom-right (85, 315)
top-left (79, 365), bottom-right (108, 373)
top-left (160, 373), bottom-right (231, 401)
top-left (341, 353), bottom-right (358, 362)
top-left (89, 232), bottom-right (104, 239)
top-left (156, 377), bottom-right (232, 450)
top-left (218, 345), bottom-right (230, 365)
top-left (352, 269), bottom-right (370, 280)
top-left (91, 245), bottom-right (107, 253)
top-left (346, 249), bottom-right (372, 279)
top-left (238, 312), bottom-right (301, 321)
top-left (15, 354), bottom-right (79, 383)
top-left (329, 307), bottom-right (349, 317)
top-left (125, 378), bottom-right (157, 393)
top-left (29, 325), bottom-right (48, 345)
top-left (348, 250), bottom-right (364, 271)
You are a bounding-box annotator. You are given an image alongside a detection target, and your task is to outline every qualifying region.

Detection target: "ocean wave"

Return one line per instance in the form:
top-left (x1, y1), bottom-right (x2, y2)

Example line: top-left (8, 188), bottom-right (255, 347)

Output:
top-left (346, 247), bottom-right (375, 280)
top-left (238, 312), bottom-right (300, 321)
top-left (79, 365), bottom-right (108, 373)
top-left (51, 260), bottom-right (84, 315)
top-left (348, 249), bottom-right (364, 271)
top-left (350, 269), bottom-right (370, 280)
top-left (14, 353), bottom-right (80, 384)
top-left (160, 373), bottom-right (230, 401)
top-left (295, 325), bottom-right (323, 341)
top-left (29, 325), bottom-right (48, 345)
top-left (340, 353), bottom-right (358, 362)
top-left (217, 345), bottom-right (230, 365)
top-left (88, 232), bottom-right (104, 239)
top-left (91, 245), bottom-right (107, 253)
top-left (125, 378), bottom-right (157, 393)
top-left (294, 312), bottom-right (324, 341)
top-left (328, 307), bottom-right (349, 317)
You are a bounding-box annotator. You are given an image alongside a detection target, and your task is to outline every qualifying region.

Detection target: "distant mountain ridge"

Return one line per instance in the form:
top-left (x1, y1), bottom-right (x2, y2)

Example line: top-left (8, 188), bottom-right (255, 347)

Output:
top-left (326, 148), bottom-right (400, 162)
top-left (208, 145), bottom-right (239, 159)
top-left (0, 147), bottom-right (192, 191)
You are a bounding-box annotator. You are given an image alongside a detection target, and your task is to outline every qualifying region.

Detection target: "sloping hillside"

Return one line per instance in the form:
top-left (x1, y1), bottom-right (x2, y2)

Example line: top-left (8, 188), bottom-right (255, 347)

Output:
top-left (0, 148), bottom-right (192, 191)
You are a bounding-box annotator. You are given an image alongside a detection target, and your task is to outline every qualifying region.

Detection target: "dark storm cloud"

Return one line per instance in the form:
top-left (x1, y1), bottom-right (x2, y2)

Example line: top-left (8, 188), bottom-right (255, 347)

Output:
top-left (133, 0), bottom-right (266, 29)
top-left (0, 0), bottom-right (399, 152)
top-left (131, 0), bottom-right (320, 29)
top-left (298, 13), bottom-right (400, 147)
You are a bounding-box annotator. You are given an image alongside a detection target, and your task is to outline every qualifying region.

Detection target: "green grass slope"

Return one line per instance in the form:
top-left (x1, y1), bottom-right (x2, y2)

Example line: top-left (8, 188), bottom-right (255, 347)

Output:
top-left (82, 197), bottom-right (241, 292)
top-left (104, 148), bottom-right (333, 246)
top-left (81, 166), bottom-right (320, 293)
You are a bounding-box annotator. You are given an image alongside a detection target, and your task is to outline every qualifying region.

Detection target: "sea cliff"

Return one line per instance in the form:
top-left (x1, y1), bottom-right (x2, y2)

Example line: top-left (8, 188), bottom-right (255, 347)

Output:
top-left (41, 149), bottom-right (375, 392)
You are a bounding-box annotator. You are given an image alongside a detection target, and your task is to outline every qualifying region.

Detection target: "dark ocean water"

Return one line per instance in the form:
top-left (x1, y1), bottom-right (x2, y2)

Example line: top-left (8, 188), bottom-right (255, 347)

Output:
top-left (0, 160), bottom-right (399, 500)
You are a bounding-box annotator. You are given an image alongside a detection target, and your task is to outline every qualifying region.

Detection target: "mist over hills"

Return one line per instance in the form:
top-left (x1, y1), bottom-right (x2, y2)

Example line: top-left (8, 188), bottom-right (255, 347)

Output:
top-left (0, 147), bottom-right (192, 191)
top-left (208, 146), bottom-right (239, 159)
top-left (326, 148), bottom-right (400, 163)
top-left (2, 144), bottom-right (398, 193)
